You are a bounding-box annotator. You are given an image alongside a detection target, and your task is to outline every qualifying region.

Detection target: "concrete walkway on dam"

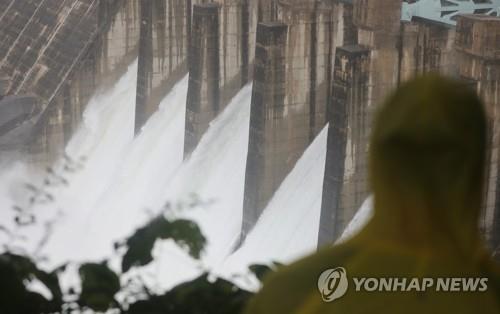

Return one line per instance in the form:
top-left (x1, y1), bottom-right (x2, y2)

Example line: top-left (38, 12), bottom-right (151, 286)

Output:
top-left (0, 0), bottom-right (499, 268)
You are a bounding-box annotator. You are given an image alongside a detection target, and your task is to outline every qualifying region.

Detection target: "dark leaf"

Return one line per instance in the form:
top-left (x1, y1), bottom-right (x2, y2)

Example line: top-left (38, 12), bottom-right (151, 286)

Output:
top-left (249, 262), bottom-right (283, 282)
top-left (0, 253), bottom-right (63, 313)
top-left (122, 217), bottom-right (206, 272)
top-left (0, 254), bottom-right (30, 313)
top-left (33, 268), bottom-right (63, 304)
top-left (127, 274), bottom-right (253, 314)
top-left (78, 263), bottom-right (120, 312)
top-left (162, 219), bottom-right (206, 259)
top-left (249, 264), bottom-right (274, 282)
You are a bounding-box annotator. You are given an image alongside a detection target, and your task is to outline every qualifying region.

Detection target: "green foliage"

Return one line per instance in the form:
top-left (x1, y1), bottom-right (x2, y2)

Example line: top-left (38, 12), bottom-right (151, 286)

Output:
top-left (127, 274), bottom-right (253, 314)
top-left (248, 264), bottom-right (272, 282)
top-left (0, 163), bottom-right (272, 313)
top-left (248, 262), bottom-right (284, 282)
top-left (78, 263), bottom-right (121, 312)
top-left (121, 216), bottom-right (206, 272)
top-left (0, 253), bottom-right (63, 314)
top-left (0, 211), bottom-right (269, 313)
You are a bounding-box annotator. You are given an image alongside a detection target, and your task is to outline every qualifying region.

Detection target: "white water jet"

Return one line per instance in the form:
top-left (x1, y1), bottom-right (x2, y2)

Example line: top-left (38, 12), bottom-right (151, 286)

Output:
top-left (0, 61), bottom-right (138, 263)
top-left (216, 125), bottom-right (328, 289)
top-left (135, 84), bottom-right (254, 291)
top-left (0, 61), bottom-right (369, 295)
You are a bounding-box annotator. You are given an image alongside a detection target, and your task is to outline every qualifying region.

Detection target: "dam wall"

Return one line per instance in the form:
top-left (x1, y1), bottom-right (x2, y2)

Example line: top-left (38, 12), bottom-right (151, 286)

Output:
top-left (0, 0), bottom-right (141, 162)
top-left (318, 1), bottom-right (500, 249)
top-left (318, 0), bottom-right (403, 244)
top-left (184, 0), bottom-right (258, 156)
top-left (242, 0), bottom-right (360, 236)
top-left (1, 0), bottom-right (499, 251)
top-left (34, 0), bottom-right (141, 163)
top-left (135, 0), bottom-right (191, 131)
top-left (455, 15), bottom-right (500, 250)
top-left (399, 18), bottom-right (457, 80)
top-left (0, 0), bottom-right (100, 104)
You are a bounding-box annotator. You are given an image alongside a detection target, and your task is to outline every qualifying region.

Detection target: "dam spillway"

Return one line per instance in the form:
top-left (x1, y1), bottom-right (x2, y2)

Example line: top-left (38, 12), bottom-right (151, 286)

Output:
top-left (0, 0), bottom-right (499, 280)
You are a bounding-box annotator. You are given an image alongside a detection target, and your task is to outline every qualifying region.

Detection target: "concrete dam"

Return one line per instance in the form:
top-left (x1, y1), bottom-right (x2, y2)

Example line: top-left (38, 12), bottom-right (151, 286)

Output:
top-left (0, 0), bottom-right (499, 274)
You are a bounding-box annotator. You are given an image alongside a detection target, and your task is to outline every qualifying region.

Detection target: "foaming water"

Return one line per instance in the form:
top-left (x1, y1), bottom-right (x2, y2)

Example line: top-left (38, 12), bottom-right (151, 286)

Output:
top-left (134, 84), bottom-right (254, 291)
top-left (0, 62), bottom-right (366, 293)
top-left (0, 61), bottom-right (139, 264)
top-left (215, 125), bottom-right (329, 289)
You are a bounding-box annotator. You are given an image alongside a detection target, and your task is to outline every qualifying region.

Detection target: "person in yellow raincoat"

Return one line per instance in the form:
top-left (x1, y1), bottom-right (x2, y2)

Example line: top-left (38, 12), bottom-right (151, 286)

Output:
top-left (244, 75), bottom-right (500, 314)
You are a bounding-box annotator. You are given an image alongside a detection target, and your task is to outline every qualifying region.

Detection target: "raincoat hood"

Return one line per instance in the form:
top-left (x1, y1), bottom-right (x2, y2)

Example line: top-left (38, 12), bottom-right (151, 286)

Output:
top-left (367, 75), bottom-right (487, 258)
top-left (243, 75), bottom-right (500, 314)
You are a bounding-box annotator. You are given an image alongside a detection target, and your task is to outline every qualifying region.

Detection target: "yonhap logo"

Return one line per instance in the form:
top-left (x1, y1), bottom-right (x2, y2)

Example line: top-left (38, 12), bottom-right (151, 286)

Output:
top-left (317, 266), bottom-right (489, 303)
top-left (317, 267), bottom-right (349, 302)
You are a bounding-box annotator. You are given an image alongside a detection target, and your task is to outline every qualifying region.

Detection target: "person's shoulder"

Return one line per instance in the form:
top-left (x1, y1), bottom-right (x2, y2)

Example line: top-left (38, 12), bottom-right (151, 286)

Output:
top-left (244, 243), bottom-right (358, 314)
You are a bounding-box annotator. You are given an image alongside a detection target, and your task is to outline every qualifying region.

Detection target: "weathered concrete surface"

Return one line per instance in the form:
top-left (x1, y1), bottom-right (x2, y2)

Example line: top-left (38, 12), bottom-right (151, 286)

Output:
top-left (0, 0), bottom-right (100, 105)
top-left (242, 0), bottom-right (360, 236)
top-left (399, 18), bottom-right (457, 80)
top-left (135, 0), bottom-right (191, 131)
top-left (2, 0), bottom-right (499, 249)
top-left (0, 72), bottom-right (7, 98)
top-left (184, 0), bottom-right (258, 156)
top-left (319, 5), bottom-right (500, 247)
top-left (319, 44), bottom-right (370, 244)
top-left (185, 3), bottom-right (222, 156)
top-left (455, 15), bottom-right (500, 251)
top-left (0, 0), bottom-right (14, 16)
top-left (0, 0), bottom-right (140, 162)
top-left (36, 0), bottom-right (140, 164)
top-left (318, 0), bottom-right (402, 245)
top-left (60, 0), bottom-right (139, 137)
top-left (0, 0), bottom-right (100, 161)
top-left (277, 0), bottom-right (335, 141)
top-left (243, 21), bottom-right (288, 235)
top-left (332, 0), bottom-right (358, 48)
top-left (257, 0), bottom-right (277, 22)
top-left (93, 0), bottom-right (140, 86)
top-left (0, 95), bottom-right (39, 150)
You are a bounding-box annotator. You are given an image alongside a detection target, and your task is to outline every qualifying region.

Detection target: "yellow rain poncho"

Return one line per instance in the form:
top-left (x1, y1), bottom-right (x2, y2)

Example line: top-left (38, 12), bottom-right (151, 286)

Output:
top-left (244, 76), bottom-right (500, 314)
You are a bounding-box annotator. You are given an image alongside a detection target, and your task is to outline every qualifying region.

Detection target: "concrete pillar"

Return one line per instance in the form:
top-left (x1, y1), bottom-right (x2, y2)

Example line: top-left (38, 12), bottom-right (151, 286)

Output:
top-left (399, 19), bottom-right (457, 81)
top-left (135, 0), bottom-right (192, 133)
top-left (335, 0), bottom-right (358, 47)
top-left (93, 0), bottom-right (141, 86)
top-left (257, 0), bottom-right (278, 22)
top-left (318, 0), bottom-right (402, 245)
top-left (276, 0), bottom-right (336, 140)
top-left (135, 0), bottom-right (154, 132)
top-left (353, 0), bottom-right (402, 100)
top-left (183, 0), bottom-right (258, 156)
top-left (60, 0), bottom-right (140, 138)
top-left (318, 45), bottom-right (370, 246)
top-left (243, 1), bottom-right (348, 237)
top-left (455, 15), bottom-right (500, 252)
top-left (185, 3), bottom-right (221, 156)
top-left (242, 22), bottom-right (288, 236)
top-left (354, 0), bottom-right (401, 197)
top-left (218, 0), bottom-right (254, 101)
